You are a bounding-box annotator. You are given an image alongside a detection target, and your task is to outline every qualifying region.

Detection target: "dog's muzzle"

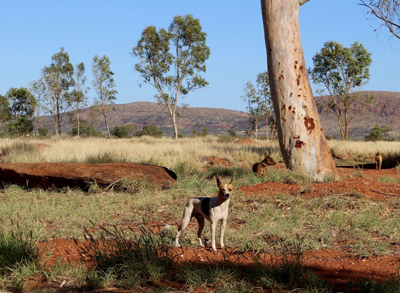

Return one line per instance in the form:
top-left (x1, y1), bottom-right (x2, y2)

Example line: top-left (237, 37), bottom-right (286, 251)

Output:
top-left (224, 193), bottom-right (230, 199)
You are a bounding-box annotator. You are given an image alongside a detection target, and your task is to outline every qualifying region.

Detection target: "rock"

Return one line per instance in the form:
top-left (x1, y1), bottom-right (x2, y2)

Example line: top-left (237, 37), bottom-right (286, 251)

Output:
top-left (0, 163), bottom-right (177, 191)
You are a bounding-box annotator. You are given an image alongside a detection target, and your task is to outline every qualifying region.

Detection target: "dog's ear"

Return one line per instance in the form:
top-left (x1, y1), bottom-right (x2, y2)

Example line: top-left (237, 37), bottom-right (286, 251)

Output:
top-left (216, 175), bottom-right (222, 187)
top-left (230, 177), bottom-right (233, 185)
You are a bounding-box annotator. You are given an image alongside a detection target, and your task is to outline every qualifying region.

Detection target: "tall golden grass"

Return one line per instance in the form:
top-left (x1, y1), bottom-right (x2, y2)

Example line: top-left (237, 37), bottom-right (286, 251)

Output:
top-left (0, 136), bottom-right (399, 170)
top-left (0, 136), bottom-right (280, 172)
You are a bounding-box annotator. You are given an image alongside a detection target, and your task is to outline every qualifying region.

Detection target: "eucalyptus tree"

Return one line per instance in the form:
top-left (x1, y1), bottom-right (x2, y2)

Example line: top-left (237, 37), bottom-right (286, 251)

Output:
top-left (256, 71), bottom-right (274, 139)
top-left (5, 87), bottom-right (36, 120)
top-left (309, 41), bottom-right (374, 140)
top-left (0, 94), bottom-right (10, 122)
top-left (261, 0), bottom-right (338, 181)
top-left (242, 81), bottom-right (266, 140)
top-left (92, 55), bottom-right (117, 140)
top-left (30, 79), bottom-right (48, 135)
top-left (359, 0), bottom-right (400, 40)
top-left (132, 14), bottom-right (210, 139)
top-left (71, 62), bottom-right (89, 137)
top-left (41, 47), bottom-right (75, 135)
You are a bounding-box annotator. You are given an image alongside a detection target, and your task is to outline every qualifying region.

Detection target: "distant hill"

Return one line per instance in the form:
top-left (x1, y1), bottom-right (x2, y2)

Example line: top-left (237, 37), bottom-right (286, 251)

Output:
top-left (45, 102), bottom-right (251, 136)
top-left (315, 91), bottom-right (400, 140)
top-left (41, 91), bottom-right (400, 139)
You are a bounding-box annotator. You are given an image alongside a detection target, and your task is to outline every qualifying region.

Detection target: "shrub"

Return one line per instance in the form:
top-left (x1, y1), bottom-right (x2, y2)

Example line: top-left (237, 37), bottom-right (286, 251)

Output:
top-left (5, 116), bottom-right (34, 136)
top-left (217, 135), bottom-right (236, 143)
top-left (365, 125), bottom-right (394, 141)
top-left (111, 125), bottom-right (133, 138)
top-left (71, 124), bottom-right (104, 138)
top-left (365, 125), bottom-right (383, 141)
top-left (227, 129), bottom-right (239, 137)
top-left (37, 127), bottom-right (49, 137)
top-left (201, 126), bottom-right (209, 137)
top-left (134, 125), bottom-right (163, 138)
top-left (192, 129), bottom-right (200, 137)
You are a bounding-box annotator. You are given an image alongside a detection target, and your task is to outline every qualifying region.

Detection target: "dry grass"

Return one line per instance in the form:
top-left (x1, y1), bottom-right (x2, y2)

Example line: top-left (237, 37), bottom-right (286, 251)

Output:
top-left (0, 136), bottom-right (282, 174)
top-left (329, 140), bottom-right (400, 157)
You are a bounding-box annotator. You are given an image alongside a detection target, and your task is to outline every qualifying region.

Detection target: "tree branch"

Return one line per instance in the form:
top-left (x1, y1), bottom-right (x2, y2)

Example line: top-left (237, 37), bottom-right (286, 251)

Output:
top-left (299, 0), bottom-right (311, 6)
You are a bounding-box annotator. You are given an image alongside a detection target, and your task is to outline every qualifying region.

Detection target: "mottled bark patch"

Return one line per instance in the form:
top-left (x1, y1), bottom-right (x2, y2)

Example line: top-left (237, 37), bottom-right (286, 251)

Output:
top-left (304, 117), bottom-right (315, 131)
top-left (297, 75), bottom-right (301, 86)
top-left (295, 140), bottom-right (305, 148)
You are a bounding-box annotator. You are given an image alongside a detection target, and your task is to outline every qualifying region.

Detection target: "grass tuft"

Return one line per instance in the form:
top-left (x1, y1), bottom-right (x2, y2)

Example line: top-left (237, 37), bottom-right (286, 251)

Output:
top-left (0, 229), bottom-right (40, 272)
top-left (80, 225), bottom-right (174, 289)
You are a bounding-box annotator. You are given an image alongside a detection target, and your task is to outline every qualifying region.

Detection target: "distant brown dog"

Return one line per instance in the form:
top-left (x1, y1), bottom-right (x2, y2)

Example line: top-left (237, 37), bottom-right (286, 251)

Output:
top-left (375, 150), bottom-right (383, 171)
top-left (252, 152), bottom-right (276, 176)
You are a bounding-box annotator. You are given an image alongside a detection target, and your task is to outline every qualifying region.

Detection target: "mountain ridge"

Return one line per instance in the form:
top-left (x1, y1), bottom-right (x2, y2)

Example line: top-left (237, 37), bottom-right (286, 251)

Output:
top-left (42, 91), bottom-right (400, 139)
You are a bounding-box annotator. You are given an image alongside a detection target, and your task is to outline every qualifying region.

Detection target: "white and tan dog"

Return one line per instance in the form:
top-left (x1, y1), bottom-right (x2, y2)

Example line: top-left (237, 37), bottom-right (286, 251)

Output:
top-left (175, 176), bottom-right (233, 252)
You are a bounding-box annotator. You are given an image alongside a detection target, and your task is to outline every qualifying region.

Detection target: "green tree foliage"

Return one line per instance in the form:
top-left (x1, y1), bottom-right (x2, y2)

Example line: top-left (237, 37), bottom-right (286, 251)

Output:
top-left (201, 126), bottom-right (209, 137)
top-left (359, 0), bottom-right (400, 40)
top-left (71, 122), bottom-right (103, 138)
top-left (365, 124), bottom-right (395, 141)
top-left (111, 125), bottom-right (133, 138)
top-left (0, 94), bottom-right (11, 122)
top-left (365, 124), bottom-right (383, 141)
top-left (5, 87), bottom-right (36, 120)
top-left (30, 79), bottom-right (49, 135)
top-left (134, 125), bottom-right (163, 138)
top-left (256, 71), bottom-right (274, 140)
top-left (132, 14), bottom-right (210, 139)
top-left (309, 41), bottom-right (374, 140)
top-left (41, 47), bottom-right (75, 135)
top-left (241, 72), bottom-right (273, 140)
top-left (5, 116), bottom-right (34, 136)
top-left (71, 62), bottom-right (89, 137)
top-left (38, 127), bottom-right (49, 137)
top-left (227, 129), bottom-right (238, 137)
top-left (92, 55), bottom-right (117, 140)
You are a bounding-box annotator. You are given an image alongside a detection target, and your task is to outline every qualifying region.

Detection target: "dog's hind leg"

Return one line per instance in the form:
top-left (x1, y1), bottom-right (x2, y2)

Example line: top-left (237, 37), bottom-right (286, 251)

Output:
top-left (194, 214), bottom-right (205, 247)
top-left (175, 206), bottom-right (193, 247)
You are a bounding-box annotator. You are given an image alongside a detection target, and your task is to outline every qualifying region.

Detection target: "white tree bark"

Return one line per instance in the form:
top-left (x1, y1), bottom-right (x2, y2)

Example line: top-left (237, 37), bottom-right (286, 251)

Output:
top-left (261, 0), bottom-right (338, 181)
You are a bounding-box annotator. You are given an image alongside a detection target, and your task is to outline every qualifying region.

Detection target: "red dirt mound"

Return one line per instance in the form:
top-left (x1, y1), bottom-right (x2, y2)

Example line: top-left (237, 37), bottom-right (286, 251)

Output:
top-left (0, 163), bottom-right (177, 190)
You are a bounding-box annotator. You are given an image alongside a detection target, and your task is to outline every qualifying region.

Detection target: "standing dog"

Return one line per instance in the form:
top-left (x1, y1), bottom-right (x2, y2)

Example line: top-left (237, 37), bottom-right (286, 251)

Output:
top-left (175, 176), bottom-right (233, 251)
top-left (375, 150), bottom-right (383, 171)
top-left (252, 152), bottom-right (276, 176)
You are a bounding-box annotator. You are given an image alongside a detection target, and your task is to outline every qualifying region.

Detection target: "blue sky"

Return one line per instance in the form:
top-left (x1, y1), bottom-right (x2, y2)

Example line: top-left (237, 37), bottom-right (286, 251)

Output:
top-left (1, 0), bottom-right (398, 112)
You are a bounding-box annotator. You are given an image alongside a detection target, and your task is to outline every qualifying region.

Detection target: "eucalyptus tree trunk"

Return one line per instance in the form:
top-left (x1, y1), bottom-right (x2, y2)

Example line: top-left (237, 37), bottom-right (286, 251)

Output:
top-left (261, 0), bottom-right (338, 181)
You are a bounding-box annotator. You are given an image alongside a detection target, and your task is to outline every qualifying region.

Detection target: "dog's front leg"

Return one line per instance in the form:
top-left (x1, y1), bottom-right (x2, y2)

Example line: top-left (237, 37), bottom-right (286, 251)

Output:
top-left (220, 219), bottom-right (227, 249)
top-left (210, 221), bottom-right (218, 251)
